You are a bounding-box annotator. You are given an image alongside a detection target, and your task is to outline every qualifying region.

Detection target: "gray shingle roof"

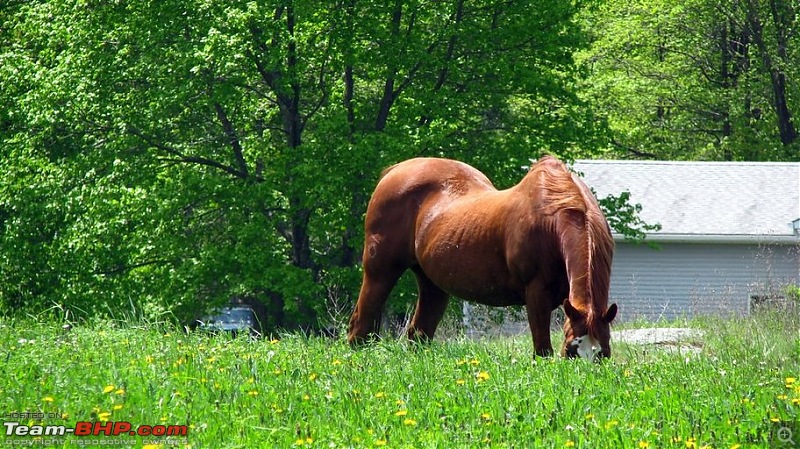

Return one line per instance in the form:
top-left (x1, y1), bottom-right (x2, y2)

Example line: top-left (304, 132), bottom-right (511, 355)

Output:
top-left (572, 160), bottom-right (800, 241)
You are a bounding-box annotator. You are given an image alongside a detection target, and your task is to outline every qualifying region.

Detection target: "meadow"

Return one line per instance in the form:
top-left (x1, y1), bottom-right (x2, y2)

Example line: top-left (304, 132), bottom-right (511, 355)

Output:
top-left (1, 311), bottom-right (799, 449)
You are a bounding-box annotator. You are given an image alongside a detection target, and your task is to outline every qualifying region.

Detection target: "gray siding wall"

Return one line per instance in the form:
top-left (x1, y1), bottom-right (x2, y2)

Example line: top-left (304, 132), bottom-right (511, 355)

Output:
top-left (610, 242), bottom-right (800, 321)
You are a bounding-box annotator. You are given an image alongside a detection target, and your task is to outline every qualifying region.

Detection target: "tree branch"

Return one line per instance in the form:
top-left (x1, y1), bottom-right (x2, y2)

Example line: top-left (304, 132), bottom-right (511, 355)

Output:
top-left (611, 139), bottom-right (658, 159)
top-left (213, 102), bottom-right (249, 177)
top-left (127, 125), bottom-right (250, 180)
top-left (93, 258), bottom-right (178, 276)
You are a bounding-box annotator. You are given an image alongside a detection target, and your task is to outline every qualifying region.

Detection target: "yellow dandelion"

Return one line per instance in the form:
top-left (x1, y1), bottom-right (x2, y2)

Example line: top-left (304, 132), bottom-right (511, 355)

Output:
top-left (671, 437), bottom-right (683, 443)
top-left (456, 379), bottom-right (466, 385)
top-left (103, 385), bottom-right (115, 394)
top-left (143, 445), bottom-right (163, 449)
top-left (770, 417), bottom-right (781, 423)
top-left (470, 359), bottom-right (480, 366)
top-left (565, 440), bottom-right (575, 447)
top-left (302, 394), bottom-right (310, 401)
top-left (480, 413), bottom-right (491, 420)
top-left (273, 368), bottom-right (282, 375)
top-left (778, 394), bottom-right (789, 400)
top-left (375, 392), bottom-right (385, 398)
top-left (395, 399), bottom-right (405, 406)
top-left (786, 377), bottom-right (796, 385)
top-left (97, 412), bottom-right (111, 422)
top-left (306, 437), bottom-right (313, 444)
top-left (294, 439), bottom-right (305, 446)
top-left (403, 418), bottom-right (417, 426)
top-left (332, 359), bottom-right (343, 366)
top-left (395, 409), bottom-right (408, 417)
top-left (270, 338), bottom-right (280, 344)
top-left (42, 396), bottom-right (54, 403)
top-left (476, 371), bottom-right (490, 381)
top-left (248, 390), bottom-right (258, 396)
top-left (792, 398), bottom-right (800, 405)
top-left (638, 441), bottom-right (650, 449)
top-left (604, 420), bottom-right (619, 430)
top-left (730, 445), bottom-right (741, 449)
top-left (308, 373), bottom-right (317, 381)
top-left (113, 404), bottom-right (123, 411)
top-left (115, 389), bottom-right (125, 395)
top-left (374, 440), bottom-right (387, 446)
top-left (585, 413), bottom-right (595, 420)
top-left (685, 437), bottom-right (697, 448)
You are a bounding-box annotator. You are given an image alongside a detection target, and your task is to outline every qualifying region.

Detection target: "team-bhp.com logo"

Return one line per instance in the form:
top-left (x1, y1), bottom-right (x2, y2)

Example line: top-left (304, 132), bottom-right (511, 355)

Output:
top-left (4, 420), bottom-right (188, 437)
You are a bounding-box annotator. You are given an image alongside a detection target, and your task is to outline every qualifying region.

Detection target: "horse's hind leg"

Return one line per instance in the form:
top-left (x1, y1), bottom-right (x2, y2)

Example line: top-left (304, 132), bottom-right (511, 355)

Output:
top-left (406, 268), bottom-right (450, 342)
top-left (348, 263), bottom-right (404, 345)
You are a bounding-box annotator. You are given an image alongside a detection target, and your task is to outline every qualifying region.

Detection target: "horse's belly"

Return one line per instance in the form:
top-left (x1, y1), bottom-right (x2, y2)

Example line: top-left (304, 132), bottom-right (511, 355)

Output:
top-left (433, 277), bottom-right (523, 306)
top-left (414, 192), bottom-right (525, 305)
top-left (417, 246), bottom-right (523, 306)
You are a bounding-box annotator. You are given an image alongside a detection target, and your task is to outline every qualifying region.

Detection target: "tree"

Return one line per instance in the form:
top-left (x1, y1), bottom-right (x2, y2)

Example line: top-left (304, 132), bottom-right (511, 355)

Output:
top-left (580, 0), bottom-right (799, 160)
top-left (1, 0), bottom-right (617, 328)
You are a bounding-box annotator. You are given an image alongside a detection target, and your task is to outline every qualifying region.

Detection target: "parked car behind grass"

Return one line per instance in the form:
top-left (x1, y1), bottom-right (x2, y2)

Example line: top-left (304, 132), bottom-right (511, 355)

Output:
top-left (197, 305), bottom-right (261, 338)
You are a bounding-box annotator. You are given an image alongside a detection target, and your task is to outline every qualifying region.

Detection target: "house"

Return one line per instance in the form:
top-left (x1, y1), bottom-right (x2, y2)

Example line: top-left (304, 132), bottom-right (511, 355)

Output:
top-left (573, 160), bottom-right (800, 321)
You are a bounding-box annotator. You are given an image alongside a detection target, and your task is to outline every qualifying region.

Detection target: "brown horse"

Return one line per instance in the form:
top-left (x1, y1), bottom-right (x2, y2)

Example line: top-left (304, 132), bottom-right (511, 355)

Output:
top-left (347, 156), bottom-right (617, 360)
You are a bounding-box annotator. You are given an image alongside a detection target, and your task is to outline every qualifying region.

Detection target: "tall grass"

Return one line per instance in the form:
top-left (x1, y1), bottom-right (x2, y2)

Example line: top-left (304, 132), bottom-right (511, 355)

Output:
top-left (1, 311), bottom-right (798, 448)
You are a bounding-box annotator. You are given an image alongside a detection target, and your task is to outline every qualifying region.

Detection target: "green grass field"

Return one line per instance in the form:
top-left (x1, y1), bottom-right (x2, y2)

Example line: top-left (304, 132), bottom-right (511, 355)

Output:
top-left (2, 312), bottom-right (799, 448)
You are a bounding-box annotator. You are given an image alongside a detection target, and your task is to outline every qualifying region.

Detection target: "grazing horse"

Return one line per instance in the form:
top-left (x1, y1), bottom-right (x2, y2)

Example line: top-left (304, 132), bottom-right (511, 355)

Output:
top-left (347, 156), bottom-right (617, 360)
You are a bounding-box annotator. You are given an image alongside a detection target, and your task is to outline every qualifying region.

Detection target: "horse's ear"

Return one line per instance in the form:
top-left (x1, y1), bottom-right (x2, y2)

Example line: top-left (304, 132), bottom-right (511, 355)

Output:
top-left (562, 299), bottom-right (582, 321)
top-left (604, 303), bottom-right (618, 323)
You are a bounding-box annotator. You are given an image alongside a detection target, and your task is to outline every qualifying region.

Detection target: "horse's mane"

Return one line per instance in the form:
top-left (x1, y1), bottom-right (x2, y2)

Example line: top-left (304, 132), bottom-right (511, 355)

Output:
top-left (531, 156), bottom-right (614, 337)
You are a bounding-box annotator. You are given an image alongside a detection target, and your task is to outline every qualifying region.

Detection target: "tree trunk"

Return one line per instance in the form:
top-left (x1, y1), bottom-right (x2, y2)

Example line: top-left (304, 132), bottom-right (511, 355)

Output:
top-left (747, 0), bottom-right (797, 145)
top-left (375, 0), bottom-right (403, 132)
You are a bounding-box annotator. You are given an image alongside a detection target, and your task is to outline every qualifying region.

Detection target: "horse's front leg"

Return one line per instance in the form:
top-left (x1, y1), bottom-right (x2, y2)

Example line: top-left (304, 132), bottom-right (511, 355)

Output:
top-left (524, 283), bottom-right (554, 357)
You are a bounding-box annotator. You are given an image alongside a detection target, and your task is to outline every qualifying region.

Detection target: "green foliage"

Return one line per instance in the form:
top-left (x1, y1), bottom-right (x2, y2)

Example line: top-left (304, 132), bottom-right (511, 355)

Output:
top-left (597, 190), bottom-right (662, 244)
top-left (1, 0), bottom-right (621, 328)
top-left (1, 316), bottom-right (799, 447)
top-left (579, 0), bottom-right (800, 160)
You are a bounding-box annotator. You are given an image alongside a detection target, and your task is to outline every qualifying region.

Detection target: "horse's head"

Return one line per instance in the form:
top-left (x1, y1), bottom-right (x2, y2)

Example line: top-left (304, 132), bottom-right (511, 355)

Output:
top-left (561, 299), bottom-right (617, 361)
